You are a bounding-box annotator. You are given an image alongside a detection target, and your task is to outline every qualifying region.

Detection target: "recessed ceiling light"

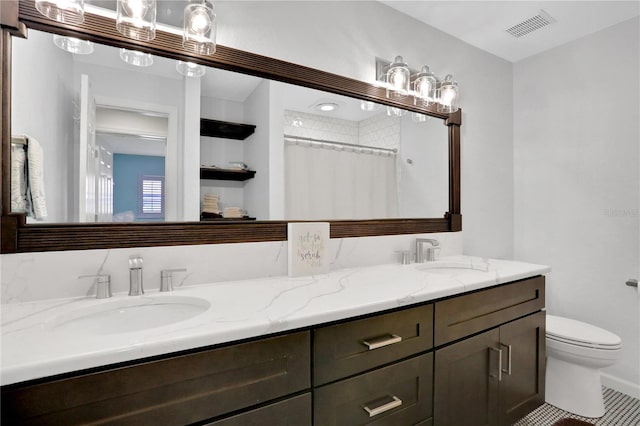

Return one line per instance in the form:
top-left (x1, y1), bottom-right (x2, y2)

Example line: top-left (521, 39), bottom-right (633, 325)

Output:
top-left (315, 102), bottom-right (338, 112)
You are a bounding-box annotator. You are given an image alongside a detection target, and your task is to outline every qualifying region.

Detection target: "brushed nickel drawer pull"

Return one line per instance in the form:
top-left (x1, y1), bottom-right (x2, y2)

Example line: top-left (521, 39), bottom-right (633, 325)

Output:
top-left (362, 334), bottom-right (402, 350)
top-left (500, 343), bottom-right (512, 375)
top-left (489, 346), bottom-right (503, 382)
top-left (363, 395), bottom-right (403, 417)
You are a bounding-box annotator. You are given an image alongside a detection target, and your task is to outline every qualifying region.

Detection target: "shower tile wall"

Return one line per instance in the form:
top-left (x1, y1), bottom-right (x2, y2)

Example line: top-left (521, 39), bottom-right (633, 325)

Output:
top-left (284, 110), bottom-right (400, 149)
top-left (284, 110), bottom-right (358, 144)
top-left (359, 114), bottom-right (400, 150)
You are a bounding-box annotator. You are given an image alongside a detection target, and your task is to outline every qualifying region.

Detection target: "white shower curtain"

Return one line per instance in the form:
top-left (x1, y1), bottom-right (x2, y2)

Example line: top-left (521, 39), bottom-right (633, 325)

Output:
top-left (285, 141), bottom-right (398, 220)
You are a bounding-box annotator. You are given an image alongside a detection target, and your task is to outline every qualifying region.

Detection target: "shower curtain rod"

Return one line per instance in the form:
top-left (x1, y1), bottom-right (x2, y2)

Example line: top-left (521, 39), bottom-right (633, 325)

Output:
top-left (284, 135), bottom-right (397, 155)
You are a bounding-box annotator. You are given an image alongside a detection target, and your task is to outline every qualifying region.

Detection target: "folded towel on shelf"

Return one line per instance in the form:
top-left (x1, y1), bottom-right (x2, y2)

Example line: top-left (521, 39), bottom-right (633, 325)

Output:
top-left (223, 207), bottom-right (244, 218)
top-left (202, 193), bottom-right (220, 214)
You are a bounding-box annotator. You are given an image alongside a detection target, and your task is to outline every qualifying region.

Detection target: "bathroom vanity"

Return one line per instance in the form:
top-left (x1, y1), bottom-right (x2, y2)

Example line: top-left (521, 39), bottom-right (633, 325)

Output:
top-left (1, 257), bottom-right (548, 426)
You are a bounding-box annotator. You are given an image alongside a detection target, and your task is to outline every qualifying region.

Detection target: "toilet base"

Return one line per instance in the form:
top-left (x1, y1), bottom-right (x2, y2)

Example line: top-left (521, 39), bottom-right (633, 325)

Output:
top-left (545, 356), bottom-right (605, 418)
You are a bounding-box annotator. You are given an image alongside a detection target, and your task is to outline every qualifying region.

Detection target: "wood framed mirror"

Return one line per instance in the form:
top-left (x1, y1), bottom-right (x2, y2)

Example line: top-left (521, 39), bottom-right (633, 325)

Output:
top-left (0, 0), bottom-right (460, 253)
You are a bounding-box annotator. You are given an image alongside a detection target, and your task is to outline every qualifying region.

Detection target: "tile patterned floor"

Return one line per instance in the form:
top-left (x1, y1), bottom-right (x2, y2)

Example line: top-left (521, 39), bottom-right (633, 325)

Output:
top-left (513, 388), bottom-right (640, 426)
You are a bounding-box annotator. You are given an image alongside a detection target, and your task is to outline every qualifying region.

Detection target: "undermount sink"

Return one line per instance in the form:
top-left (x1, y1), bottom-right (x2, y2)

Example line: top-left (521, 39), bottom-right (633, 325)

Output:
top-left (416, 260), bottom-right (490, 273)
top-left (52, 295), bottom-right (211, 335)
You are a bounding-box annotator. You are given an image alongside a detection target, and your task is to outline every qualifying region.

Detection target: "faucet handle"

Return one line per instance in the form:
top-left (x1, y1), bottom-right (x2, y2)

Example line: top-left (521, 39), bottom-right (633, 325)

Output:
top-left (160, 268), bottom-right (188, 292)
top-left (78, 274), bottom-right (112, 299)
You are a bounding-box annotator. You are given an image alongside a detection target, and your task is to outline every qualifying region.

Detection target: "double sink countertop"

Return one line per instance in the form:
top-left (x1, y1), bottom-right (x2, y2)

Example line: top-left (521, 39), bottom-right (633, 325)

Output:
top-left (1, 255), bottom-right (550, 386)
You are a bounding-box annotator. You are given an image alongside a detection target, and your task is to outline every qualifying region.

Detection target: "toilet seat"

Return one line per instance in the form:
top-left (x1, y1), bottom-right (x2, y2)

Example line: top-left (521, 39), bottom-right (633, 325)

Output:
top-left (546, 315), bottom-right (622, 350)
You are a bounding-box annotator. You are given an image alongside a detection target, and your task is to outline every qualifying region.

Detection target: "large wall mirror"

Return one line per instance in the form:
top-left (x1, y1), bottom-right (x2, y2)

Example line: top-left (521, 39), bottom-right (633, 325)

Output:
top-left (0, 0), bottom-right (461, 253)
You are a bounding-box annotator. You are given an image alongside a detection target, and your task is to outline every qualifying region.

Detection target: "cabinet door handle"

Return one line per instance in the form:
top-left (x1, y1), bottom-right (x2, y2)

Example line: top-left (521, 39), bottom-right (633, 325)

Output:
top-left (500, 343), bottom-right (512, 375)
top-left (489, 347), bottom-right (502, 382)
top-left (362, 334), bottom-right (402, 350)
top-left (363, 395), bottom-right (403, 417)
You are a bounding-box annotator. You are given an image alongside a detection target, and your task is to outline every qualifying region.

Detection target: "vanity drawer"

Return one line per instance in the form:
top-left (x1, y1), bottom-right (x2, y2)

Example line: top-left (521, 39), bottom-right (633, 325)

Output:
top-left (434, 276), bottom-right (545, 346)
top-left (205, 393), bottom-right (311, 426)
top-left (314, 353), bottom-right (433, 426)
top-left (1, 332), bottom-right (310, 426)
top-left (314, 304), bottom-right (433, 385)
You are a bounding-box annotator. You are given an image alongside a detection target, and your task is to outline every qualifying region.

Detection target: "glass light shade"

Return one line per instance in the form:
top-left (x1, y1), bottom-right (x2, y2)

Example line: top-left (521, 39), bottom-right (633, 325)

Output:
top-left (412, 112), bottom-right (429, 122)
top-left (360, 100), bottom-right (378, 111)
top-left (116, 0), bottom-right (157, 41)
top-left (413, 65), bottom-right (437, 107)
top-left (386, 106), bottom-right (406, 117)
top-left (119, 48), bottom-right (153, 67)
top-left (386, 56), bottom-right (410, 99)
top-left (35, 0), bottom-right (84, 24)
top-left (437, 74), bottom-right (459, 113)
top-left (183, 1), bottom-right (216, 55)
top-left (53, 35), bottom-right (93, 54)
top-left (176, 61), bottom-right (206, 77)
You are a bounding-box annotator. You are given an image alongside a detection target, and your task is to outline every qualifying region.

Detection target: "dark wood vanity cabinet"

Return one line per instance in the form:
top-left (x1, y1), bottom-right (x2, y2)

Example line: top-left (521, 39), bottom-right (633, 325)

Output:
top-left (433, 277), bottom-right (546, 426)
top-left (313, 305), bottom-right (435, 425)
top-left (1, 332), bottom-right (311, 425)
top-left (1, 277), bottom-right (545, 426)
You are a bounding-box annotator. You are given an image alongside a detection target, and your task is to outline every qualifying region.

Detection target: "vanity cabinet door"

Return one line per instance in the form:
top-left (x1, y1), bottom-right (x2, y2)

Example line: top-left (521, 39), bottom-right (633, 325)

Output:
top-left (1, 332), bottom-right (310, 426)
top-left (314, 304), bottom-right (433, 385)
top-left (204, 393), bottom-right (311, 426)
top-left (314, 353), bottom-right (433, 426)
top-left (498, 311), bottom-right (545, 426)
top-left (434, 312), bottom-right (546, 426)
top-left (434, 328), bottom-right (500, 426)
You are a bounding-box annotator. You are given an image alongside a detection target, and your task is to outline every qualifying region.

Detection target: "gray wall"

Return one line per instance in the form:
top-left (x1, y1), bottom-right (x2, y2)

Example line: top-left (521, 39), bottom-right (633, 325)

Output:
top-left (514, 17), bottom-right (640, 393)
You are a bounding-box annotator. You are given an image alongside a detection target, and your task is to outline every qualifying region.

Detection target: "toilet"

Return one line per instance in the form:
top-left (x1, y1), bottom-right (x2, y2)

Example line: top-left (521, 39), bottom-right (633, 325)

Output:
top-left (545, 315), bottom-right (622, 418)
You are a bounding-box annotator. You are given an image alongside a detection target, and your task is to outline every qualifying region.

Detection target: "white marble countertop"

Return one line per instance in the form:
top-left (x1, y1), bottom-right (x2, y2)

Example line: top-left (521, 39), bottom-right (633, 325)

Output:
top-left (1, 255), bottom-right (550, 386)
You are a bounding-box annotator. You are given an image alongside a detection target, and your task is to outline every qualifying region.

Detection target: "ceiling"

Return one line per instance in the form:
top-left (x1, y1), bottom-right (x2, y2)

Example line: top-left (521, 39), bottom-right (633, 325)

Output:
top-left (85, 1), bottom-right (640, 63)
top-left (381, 1), bottom-right (640, 62)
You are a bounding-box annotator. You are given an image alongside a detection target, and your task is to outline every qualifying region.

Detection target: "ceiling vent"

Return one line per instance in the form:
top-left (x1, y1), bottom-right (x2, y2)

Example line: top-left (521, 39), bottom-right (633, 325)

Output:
top-left (506, 9), bottom-right (556, 38)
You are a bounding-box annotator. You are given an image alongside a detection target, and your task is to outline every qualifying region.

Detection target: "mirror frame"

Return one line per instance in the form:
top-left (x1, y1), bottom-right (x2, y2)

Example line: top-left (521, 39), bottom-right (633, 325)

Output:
top-left (0, 0), bottom-right (461, 253)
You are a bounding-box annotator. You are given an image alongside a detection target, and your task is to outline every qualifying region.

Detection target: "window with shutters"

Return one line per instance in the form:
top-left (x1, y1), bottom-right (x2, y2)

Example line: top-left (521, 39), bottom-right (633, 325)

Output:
top-left (138, 175), bottom-right (164, 219)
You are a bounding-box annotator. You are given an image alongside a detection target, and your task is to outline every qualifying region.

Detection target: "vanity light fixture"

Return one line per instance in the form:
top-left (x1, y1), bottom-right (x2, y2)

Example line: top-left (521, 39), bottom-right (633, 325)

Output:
top-left (376, 57), bottom-right (461, 115)
top-left (183, 0), bottom-right (216, 55)
top-left (385, 56), bottom-right (410, 99)
top-left (35, 0), bottom-right (84, 24)
top-left (176, 61), bottom-right (206, 77)
top-left (116, 0), bottom-right (157, 41)
top-left (53, 35), bottom-right (93, 54)
top-left (437, 74), bottom-right (459, 113)
top-left (386, 106), bottom-right (406, 117)
top-left (413, 66), bottom-right (437, 107)
top-left (119, 48), bottom-right (153, 67)
top-left (412, 112), bottom-right (430, 122)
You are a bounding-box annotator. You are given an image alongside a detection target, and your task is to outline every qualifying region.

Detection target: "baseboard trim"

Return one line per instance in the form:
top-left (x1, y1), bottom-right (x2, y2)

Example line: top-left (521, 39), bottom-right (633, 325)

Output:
top-left (602, 372), bottom-right (640, 398)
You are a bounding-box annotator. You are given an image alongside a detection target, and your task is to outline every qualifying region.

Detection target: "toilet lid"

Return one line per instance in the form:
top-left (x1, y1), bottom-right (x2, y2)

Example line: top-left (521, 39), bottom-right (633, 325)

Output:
top-left (546, 315), bottom-right (622, 348)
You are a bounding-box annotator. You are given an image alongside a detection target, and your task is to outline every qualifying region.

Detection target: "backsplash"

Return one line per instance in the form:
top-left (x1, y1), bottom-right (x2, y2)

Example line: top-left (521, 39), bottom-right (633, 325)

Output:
top-left (1, 231), bottom-right (462, 303)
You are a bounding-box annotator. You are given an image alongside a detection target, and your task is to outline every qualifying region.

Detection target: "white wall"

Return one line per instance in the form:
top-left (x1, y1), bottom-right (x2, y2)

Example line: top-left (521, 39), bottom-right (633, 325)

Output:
top-left (243, 80), bottom-right (273, 220)
top-left (215, 0), bottom-right (514, 258)
top-left (11, 30), bottom-right (75, 223)
top-left (514, 17), bottom-right (640, 395)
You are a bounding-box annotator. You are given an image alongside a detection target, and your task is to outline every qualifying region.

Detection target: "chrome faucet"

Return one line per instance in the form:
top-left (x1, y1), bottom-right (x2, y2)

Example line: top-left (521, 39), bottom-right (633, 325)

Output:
top-left (160, 268), bottom-right (188, 292)
top-left (128, 256), bottom-right (144, 296)
top-left (415, 238), bottom-right (439, 263)
top-left (78, 274), bottom-right (112, 299)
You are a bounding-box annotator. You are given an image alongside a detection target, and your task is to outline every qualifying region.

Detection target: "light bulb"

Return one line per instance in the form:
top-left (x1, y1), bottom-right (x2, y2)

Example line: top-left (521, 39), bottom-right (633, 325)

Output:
top-left (189, 8), bottom-right (212, 34)
top-left (123, 0), bottom-right (149, 19)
